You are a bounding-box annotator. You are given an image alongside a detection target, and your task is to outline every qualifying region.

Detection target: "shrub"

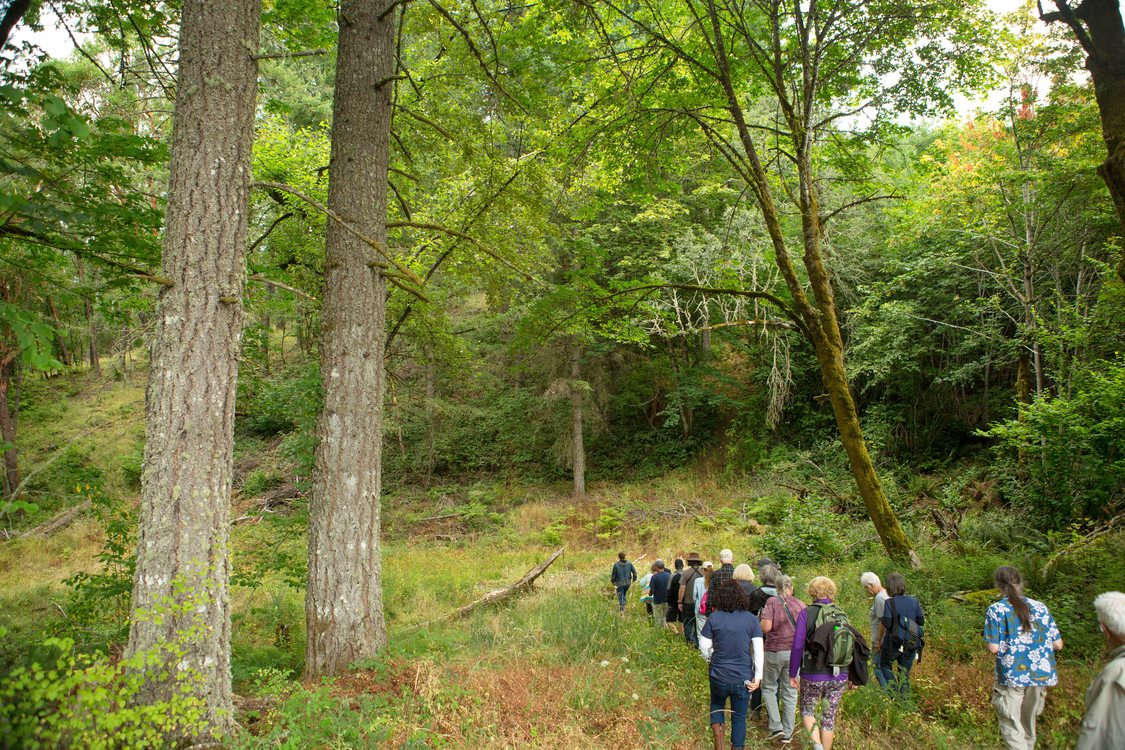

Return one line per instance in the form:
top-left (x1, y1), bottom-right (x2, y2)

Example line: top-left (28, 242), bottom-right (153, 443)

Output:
top-left (758, 497), bottom-right (844, 567)
top-left (982, 356), bottom-right (1125, 528)
top-left (0, 635), bottom-right (211, 749)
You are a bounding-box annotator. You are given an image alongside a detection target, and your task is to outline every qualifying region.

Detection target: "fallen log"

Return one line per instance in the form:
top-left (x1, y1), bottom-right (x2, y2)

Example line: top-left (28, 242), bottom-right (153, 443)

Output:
top-left (20, 499), bottom-right (92, 538)
top-left (410, 547), bottom-right (565, 629)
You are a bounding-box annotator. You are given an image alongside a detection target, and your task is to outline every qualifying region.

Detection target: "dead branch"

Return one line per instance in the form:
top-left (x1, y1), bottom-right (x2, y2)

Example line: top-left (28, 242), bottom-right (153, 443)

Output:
top-left (408, 547), bottom-right (565, 629)
top-left (20, 499), bottom-right (92, 538)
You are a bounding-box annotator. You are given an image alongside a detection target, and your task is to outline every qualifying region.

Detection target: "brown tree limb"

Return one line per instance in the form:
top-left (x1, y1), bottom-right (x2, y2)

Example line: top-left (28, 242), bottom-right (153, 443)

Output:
top-left (407, 547), bottom-right (565, 628)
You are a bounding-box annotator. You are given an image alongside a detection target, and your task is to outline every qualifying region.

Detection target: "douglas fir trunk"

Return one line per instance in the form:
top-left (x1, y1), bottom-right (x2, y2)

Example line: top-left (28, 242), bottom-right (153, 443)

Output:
top-left (305, 0), bottom-right (394, 678)
top-left (125, 0), bottom-right (259, 736)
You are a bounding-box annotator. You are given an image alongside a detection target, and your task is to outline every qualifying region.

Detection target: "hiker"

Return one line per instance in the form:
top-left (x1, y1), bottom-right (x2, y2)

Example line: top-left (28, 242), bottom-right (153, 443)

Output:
top-left (694, 561), bottom-right (715, 644)
top-left (650, 560), bottom-right (671, 628)
top-left (1076, 591), bottom-right (1125, 750)
top-left (747, 561), bottom-right (780, 617)
top-left (679, 552), bottom-right (705, 645)
top-left (666, 558), bottom-right (685, 634)
top-left (860, 571), bottom-right (889, 687)
top-left (707, 549), bottom-right (736, 613)
top-left (877, 572), bottom-right (925, 696)
top-left (699, 579), bottom-right (764, 750)
top-left (984, 565), bottom-right (1063, 750)
top-left (610, 552), bottom-right (638, 614)
top-left (789, 576), bottom-right (868, 750)
top-left (733, 563), bottom-right (756, 602)
top-left (746, 562), bottom-right (782, 720)
top-left (760, 573), bottom-right (805, 744)
top-left (639, 563), bottom-right (656, 616)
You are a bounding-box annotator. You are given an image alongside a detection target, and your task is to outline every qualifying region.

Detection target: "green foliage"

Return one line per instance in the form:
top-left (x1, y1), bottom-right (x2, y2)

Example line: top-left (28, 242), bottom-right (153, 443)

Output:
top-left (757, 497), bottom-right (845, 568)
top-left (231, 683), bottom-right (393, 750)
top-left (983, 356), bottom-right (1125, 527)
top-left (61, 489), bottom-right (135, 647)
top-left (0, 628), bottom-right (210, 749)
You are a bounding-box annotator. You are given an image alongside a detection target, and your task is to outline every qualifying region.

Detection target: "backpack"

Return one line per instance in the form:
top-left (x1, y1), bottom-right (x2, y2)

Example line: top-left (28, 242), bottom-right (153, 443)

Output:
top-left (680, 567), bottom-right (702, 606)
top-left (804, 603), bottom-right (856, 675)
top-left (888, 597), bottom-right (924, 652)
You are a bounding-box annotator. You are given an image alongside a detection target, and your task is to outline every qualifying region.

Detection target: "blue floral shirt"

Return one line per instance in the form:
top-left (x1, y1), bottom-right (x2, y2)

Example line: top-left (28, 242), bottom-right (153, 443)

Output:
top-left (983, 596), bottom-right (1061, 687)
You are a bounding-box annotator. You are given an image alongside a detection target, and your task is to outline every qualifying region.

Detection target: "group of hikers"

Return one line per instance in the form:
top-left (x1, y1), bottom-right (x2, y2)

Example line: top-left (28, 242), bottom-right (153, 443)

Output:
top-left (610, 551), bottom-right (1124, 750)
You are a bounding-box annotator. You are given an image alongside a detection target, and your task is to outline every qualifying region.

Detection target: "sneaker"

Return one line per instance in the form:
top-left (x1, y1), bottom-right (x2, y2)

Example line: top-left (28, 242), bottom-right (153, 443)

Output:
top-left (767, 731), bottom-right (785, 740)
top-left (778, 736), bottom-right (793, 746)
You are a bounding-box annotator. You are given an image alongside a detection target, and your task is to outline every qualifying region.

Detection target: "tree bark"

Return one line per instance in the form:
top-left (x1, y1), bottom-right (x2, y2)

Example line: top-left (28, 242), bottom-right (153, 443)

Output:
top-left (305, 0), bottom-right (394, 679)
top-left (45, 297), bottom-right (71, 367)
top-left (124, 0), bottom-right (259, 738)
top-left (570, 338), bottom-right (586, 497)
top-left (700, 0), bottom-right (916, 563)
top-left (75, 256), bottom-right (100, 375)
top-left (1046, 0), bottom-right (1125, 282)
top-left (0, 353), bottom-right (18, 497)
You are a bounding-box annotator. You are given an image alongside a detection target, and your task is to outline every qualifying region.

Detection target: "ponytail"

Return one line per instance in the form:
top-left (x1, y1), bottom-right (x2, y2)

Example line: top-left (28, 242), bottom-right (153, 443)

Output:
top-left (994, 566), bottom-right (1032, 633)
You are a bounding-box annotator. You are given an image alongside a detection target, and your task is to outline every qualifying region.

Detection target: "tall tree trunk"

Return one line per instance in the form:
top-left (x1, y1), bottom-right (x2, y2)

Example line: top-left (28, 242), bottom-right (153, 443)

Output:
top-left (125, 0), bottom-right (259, 737)
top-left (305, 0), bottom-right (394, 678)
top-left (76, 257), bottom-right (100, 375)
top-left (425, 352), bottom-right (436, 476)
top-left (45, 297), bottom-right (72, 367)
top-left (0, 353), bottom-right (18, 497)
top-left (570, 339), bottom-right (586, 497)
top-left (1045, 0), bottom-right (1125, 282)
top-left (700, 0), bottom-right (916, 564)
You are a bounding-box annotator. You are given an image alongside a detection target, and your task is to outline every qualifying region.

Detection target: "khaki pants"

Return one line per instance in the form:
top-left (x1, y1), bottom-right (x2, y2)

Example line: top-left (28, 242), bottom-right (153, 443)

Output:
top-left (992, 683), bottom-right (1046, 750)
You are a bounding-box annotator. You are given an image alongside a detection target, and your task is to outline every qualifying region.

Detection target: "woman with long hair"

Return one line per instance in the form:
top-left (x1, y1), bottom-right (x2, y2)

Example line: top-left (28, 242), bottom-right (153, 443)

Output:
top-left (699, 579), bottom-right (763, 750)
top-left (695, 561), bottom-right (715, 640)
top-left (984, 566), bottom-right (1063, 749)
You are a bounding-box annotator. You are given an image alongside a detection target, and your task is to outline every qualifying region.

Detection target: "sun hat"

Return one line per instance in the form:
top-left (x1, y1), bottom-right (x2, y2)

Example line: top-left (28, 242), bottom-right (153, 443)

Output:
top-left (686, 551), bottom-right (703, 564)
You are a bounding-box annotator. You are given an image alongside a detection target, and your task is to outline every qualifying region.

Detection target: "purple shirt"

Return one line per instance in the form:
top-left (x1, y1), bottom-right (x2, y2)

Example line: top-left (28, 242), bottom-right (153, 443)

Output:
top-left (789, 598), bottom-right (848, 682)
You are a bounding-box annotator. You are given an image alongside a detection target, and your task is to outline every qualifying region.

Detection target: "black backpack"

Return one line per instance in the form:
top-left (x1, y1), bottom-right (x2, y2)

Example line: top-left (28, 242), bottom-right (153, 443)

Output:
top-left (888, 597), bottom-right (924, 652)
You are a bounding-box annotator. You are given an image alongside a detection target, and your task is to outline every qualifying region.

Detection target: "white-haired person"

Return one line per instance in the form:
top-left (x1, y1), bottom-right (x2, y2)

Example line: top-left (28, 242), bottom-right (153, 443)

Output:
top-left (860, 572), bottom-right (889, 687)
top-left (1076, 591), bottom-right (1125, 750)
top-left (707, 548), bottom-right (736, 614)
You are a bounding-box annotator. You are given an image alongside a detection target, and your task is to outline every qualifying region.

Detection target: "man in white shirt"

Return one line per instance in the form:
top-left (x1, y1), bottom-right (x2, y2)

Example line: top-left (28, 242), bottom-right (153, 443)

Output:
top-left (861, 572), bottom-right (889, 688)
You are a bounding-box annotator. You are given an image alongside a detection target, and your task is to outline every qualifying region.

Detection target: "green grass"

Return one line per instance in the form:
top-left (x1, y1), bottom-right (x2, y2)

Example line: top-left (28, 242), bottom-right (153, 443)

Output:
top-left (1, 369), bottom-right (1114, 748)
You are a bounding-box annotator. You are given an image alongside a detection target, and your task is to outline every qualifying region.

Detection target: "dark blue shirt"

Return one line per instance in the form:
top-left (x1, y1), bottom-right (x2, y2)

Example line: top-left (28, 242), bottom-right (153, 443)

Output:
top-left (650, 570), bottom-right (671, 604)
top-left (701, 610), bottom-right (763, 684)
top-left (880, 594), bottom-right (925, 651)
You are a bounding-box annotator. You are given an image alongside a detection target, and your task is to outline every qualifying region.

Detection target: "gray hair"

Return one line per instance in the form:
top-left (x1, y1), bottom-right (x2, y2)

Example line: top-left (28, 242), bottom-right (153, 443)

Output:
top-left (777, 574), bottom-right (794, 594)
top-left (860, 571), bottom-right (881, 588)
top-left (719, 548), bottom-right (734, 563)
top-left (758, 563), bottom-right (782, 588)
top-left (1094, 591), bottom-right (1125, 638)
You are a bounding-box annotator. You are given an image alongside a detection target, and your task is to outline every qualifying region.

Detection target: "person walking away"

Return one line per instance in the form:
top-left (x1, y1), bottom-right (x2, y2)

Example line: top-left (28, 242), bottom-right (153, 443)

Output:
top-left (747, 563), bottom-right (781, 618)
top-left (708, 549), bottom-right (736, 613)
top-left (699, 579), bottom-right (764, 750)
top-left (650, 560), bottom-right (671, 628)
top-left (1076, 591), bottom-right (1125, 750)
top-left (761, 573), bottom-right (806, 743)
top-left (746, 563), bottom-right (782, 720)
top-left (985, 565), bottom-right (1063, 750)
top-left (861, 572), bottom-right (889, 688)
top-left (666, 558), bottom-right (685, 634)
top-left (733, 564), bottom-right (757, 602)
top-left (877, 572), bottom-right (924, 697)
top-left (611, 552), bottom-right (638, 614)
top-left (639, 563), bottom-right (656, 616)
top-left (695, 561), bottom-right (714, 646)
top-left (789, 576), bottom-right (862, 750)
top-left (679, 552), bottom-right (705, 645)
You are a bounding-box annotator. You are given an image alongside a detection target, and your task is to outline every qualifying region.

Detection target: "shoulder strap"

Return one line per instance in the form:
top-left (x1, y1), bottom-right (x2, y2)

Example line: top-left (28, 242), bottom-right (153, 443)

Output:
top-left (774, 594), bottom-right (797, 629)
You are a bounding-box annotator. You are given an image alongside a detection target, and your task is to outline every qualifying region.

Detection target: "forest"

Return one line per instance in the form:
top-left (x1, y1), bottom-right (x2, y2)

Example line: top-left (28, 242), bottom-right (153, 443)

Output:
top-left (0, 0), bottom-right (1123, 747)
